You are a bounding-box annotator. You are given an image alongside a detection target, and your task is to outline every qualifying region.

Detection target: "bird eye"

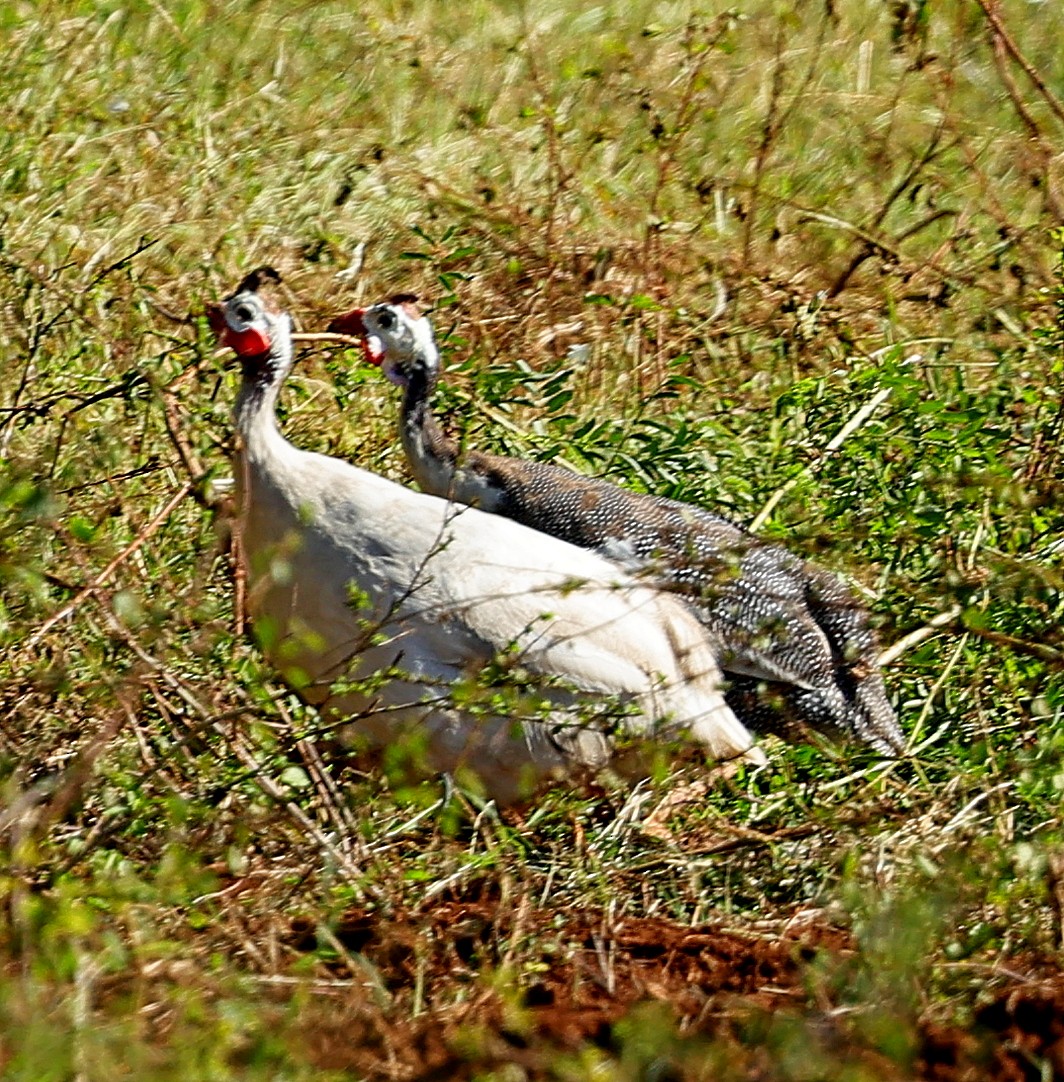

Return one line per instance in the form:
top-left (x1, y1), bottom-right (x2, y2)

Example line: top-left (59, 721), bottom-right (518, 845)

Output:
top-left (235, 305), bottom-right (254, 322)
top-left (376, 309), bottom-right (395, 330)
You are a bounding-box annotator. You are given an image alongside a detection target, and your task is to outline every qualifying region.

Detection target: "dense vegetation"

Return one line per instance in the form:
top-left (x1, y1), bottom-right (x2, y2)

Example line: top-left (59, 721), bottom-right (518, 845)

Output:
top-left (1, 1), bottom-right (1062, 1077)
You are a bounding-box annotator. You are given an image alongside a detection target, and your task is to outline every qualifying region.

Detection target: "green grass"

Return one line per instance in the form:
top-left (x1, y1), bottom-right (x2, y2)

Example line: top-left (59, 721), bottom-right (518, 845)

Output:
top-left (2, 0), bottom-right (1064, 1078)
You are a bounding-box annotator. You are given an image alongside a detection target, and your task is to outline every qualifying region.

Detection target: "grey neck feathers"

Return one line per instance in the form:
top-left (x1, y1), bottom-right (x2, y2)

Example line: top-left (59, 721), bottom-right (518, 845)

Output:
top-left (400, 355), bottom-right (463, 498)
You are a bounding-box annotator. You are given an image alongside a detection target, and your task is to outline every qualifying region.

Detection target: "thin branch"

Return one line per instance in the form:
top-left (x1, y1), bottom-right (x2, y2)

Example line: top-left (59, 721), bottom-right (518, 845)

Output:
top-left (741, 27), bottom-right (786, 271)
top-left (827, 122), bottom-right (949, 297)
top-left (963, 625), bottom-right (1064, 668)
top-left (88, 594), bottom-right (383, 900)
top-left (877, 604), bottom-right (964, 667)
top-left (974, 0), bottom-right (1064, 128)
top-left (980, 5), bottom-right (1064, 219)
top-left (749, 386), bottom-right (894, 532)
top-left (23, 482), bottom-right (193, 653)
top-left (160, 387), bottom-right (215, 508)
top-left (290, 331), bottom-right (363, 347)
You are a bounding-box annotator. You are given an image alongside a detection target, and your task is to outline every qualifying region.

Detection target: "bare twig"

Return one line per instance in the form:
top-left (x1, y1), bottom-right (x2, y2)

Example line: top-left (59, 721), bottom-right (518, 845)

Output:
top-left (878, 606), bottom-right (1063, 673)
top-left (974, 0), bottom-right (1064, 128)
top-left (906, 633), bottom-right (970, 750)
top-left (159, 387), bottom-right (214, 507)
top-left (641, 16), bottom-right (732, 290)
top-left (979, 3), bottom-right (1064, 219)
top-left (741, 11), bottom-right (831, 271)
top-left (962, 625), bottom-right (1064, 668)
top-left (89, 594), bottom-right (383, 900)
top-left (877, 604), bottom-right (963, 668)
top-left (23, 482), bottom-right (194, 653)
top-left (277, 696), bottom-right (366, 859)
top-left (741, 27), bottom-right (786, 271)
top-left (827, 122), bottom-right (950, 298)
top-left (290, 331), bottom-right (363, 347)
top-left (517, 26), bottom-right (575, 339)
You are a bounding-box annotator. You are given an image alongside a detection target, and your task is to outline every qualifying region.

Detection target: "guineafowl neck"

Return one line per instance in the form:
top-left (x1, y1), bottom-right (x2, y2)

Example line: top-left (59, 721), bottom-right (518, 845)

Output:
top-left (234, 366), bottom-right (288, 466)
top-left (401, 361), bottom-right (459, 496)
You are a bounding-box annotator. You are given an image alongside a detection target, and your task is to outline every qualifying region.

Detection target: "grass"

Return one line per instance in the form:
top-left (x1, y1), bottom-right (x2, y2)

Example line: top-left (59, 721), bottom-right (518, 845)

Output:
top-left (2, 0), bottom-right (1064, 1078)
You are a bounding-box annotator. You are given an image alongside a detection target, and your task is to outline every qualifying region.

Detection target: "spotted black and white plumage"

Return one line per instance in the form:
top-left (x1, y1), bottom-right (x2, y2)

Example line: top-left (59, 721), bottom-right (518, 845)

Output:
top-left (328, 299), bottom-right (904, 755)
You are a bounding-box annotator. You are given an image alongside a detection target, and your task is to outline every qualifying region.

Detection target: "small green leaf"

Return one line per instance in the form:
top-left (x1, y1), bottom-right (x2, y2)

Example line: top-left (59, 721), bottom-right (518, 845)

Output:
top-left (68, 515), bottom-right (97, 542)
top-left (628, 293), bottom-right (661, 311)
top-left (280, 766), bottom-right (311, 789)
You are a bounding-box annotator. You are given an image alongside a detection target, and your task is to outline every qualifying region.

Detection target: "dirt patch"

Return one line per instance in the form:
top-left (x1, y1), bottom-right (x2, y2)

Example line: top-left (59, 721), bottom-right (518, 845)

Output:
top-left (277, 896), bottom-right (1064, 1079)
top-left (966, 984), bottom-right (1064, 1081)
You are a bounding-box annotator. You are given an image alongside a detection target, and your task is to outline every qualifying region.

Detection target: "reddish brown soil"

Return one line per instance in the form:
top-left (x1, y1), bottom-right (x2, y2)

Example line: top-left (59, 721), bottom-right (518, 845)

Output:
top-left (281, 895), bottom-right (1064, 1080)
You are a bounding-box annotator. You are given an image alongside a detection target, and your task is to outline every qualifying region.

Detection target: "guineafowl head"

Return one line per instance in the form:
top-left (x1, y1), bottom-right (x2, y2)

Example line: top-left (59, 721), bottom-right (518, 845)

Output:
top-left (208, 267), bottom-right (292, 385)
top-left (329, 295), bottom-right (439, 391)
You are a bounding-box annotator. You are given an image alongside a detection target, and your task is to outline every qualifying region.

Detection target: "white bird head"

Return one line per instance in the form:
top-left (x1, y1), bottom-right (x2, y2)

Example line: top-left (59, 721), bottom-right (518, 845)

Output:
top-left (208, 267), bottom-right (293, 385)
top-left (328, 295), bottom-right (439, 390)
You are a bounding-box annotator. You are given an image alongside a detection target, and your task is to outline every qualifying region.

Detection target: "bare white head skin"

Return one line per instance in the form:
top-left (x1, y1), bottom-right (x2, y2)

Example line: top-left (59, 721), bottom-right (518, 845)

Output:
top-left (329, 296), bottom-right (439, 389)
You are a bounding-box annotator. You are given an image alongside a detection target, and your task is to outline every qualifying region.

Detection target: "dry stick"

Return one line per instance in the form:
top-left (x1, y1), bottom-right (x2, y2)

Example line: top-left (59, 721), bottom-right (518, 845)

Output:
top-left (741, 12), bottom-right (830, 272)
top-left (753, 179), bottom-right (983, 297)
top-left (160, 388), bottom-right (213, 508)
top-left (642, 16), bottom-right (724, 293)
top-left (290, 331), bottom-right (363, 347)
top-left (749, 385), bottom-right (893, 533)
top-left (917, 207), bottom-right (974, 299)
top-left (38, 689), bottom-right (137, 834)
top-left (92, 597), bottom-right (382, 899)
top-left (23, 481), bottom-right (193, 653)
top-left (295, 735), bottom-right (363, 858)
top-left (275, 695), bottom-right (364, 859)
top-left (801, 207), bottom-right (973, 291)
top-left (638, 800), bottom-right (911, 862)
top-left (827, 122), bottom-right (948, 298)
top-left (983, 16), bottom-right (1064, 221)
top-left (143, 680), bottom-right (203, 773)
top-left (906, 633), bottom-right (970, 753)
top-left (927, 65), bottom-right (1055, 295)
top-left (519, 20), bottom-right (578, 347)
top-left (741, 29), bottom-right (786, 271)
top-left (962, 625), bottom-right (1064, 668)
top-left (974, 0), bottom-right (1064, 128)
top-left (831, 209), bottom-right (960, 303)
top-left (0, 342), bottom-right (39, 457)
top-left (231, 451), bottom-right (250, 638)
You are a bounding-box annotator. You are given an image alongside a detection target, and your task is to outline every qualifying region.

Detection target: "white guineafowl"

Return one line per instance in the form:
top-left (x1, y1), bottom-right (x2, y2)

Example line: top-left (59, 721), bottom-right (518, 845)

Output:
top-left (211, 269), bottom-right (763, 804)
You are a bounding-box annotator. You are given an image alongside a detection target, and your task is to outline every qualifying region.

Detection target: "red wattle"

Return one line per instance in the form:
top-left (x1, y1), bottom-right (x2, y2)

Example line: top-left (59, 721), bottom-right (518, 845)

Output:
top-left (363, 337), bottom-right (384, 366)
top-left (328, 308), bottom-right (383, 366)
top-left (223, 326), bottom-right (272, 356)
